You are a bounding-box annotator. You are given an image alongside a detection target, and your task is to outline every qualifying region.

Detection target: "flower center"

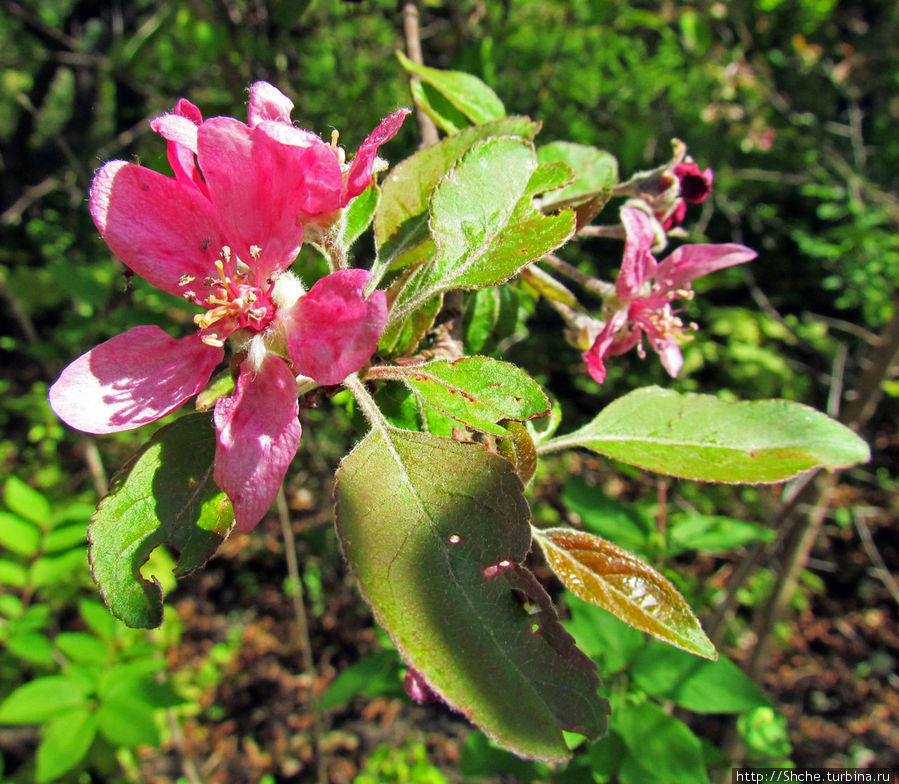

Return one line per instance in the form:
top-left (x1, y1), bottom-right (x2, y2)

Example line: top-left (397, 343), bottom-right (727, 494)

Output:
top-left (181, 246), bottom-right (276, 347)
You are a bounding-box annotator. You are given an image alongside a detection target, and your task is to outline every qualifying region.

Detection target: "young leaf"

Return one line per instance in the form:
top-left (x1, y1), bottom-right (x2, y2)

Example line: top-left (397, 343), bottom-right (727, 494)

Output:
top-left (89, 413), bottom-right (234, 628)
top-left (397, 51), bottom-right (505, 130)
top-left (374, 117), bottom-right (540, 253)
top-left (536, 142), bottom-right (618, 213)
top-left (387, 137), bottom-right (575, 327)
top-left (631, 642), bottom-right (770, 713)
top-left (668, 514), bottom-right (774, 554)
top-left (343, 182), bottom-right (380, 251)
top-left (546, 386), bottom-right (870, 483)
top-left (370, 357), bottom-right (549, 436)
top-left (462, 286), bottom-right (521, 354)
top-left (533, 527), bottom-right (717, 660)
top-left (0, 511), bottom-right (41, 557)
top-left (36, 708), bottom-right (98, 784)
top-left (3, 477), bottom-right (52, 528)
top-left (335, 427), bottom-right (608, 762)
top-left (97, 699), bottom-right (160, 747)
top-left (611, 699), bottom-right (709, 784)
top-left (0, 675), bottom-right (92, 723)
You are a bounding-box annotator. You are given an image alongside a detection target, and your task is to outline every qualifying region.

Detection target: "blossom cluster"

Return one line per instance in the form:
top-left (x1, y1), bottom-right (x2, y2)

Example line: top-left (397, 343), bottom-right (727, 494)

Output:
top-left (50, 82), bottom-right (408, 531)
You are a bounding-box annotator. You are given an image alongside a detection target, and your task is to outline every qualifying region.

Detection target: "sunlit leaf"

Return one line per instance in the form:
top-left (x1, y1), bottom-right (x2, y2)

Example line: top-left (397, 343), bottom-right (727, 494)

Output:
top-left (371, 357), bottom-right (549, 436)
top-left (89, 414), bottom-right (233, 628)
top-left (336, 427), bottom-right (608, 762)
top-left (547, 387), bottom-right (870, 483)
top-left (398, 51), bottom-right (505, 131)
top-left (533, 527), bottom-right (716, 659)
top-left (537, 142), bottom-right (618, 216)
top-left (0, 511), bottom-right (41, 557)
top-left (373, 117), bottom-right (540, 270)
top-left (3, 477), bottom-right (52, 528)
top-left (387, 137), bottom-right (575, 327)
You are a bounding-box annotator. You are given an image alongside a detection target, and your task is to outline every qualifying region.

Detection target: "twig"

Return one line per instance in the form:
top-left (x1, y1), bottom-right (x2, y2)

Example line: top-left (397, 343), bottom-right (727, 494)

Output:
top-left (576, 224), bottom-right (625, 239)
top-left (166, 709), bottom-right (203, 784)
top-left (276, 485), bottom-right (327, 784)
top-left (541, 254), bottom-right (615, 299)
top-left (402, 2), bottom-right (439, 148)
top-left (853, 508), bottom-right (899, 607)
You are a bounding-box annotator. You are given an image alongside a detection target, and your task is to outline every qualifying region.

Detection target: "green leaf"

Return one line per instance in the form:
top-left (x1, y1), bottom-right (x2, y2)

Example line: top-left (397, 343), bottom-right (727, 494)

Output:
top-left (631, 642), bottom-right (770, 713)
top-left (97, 699), bottom-right (159, 747)
top-left (336, 427), bottom-right (608, 762)
top-left (78, 599), bottom-right (120, 641)
top-left (561, 477), bottom-right (654, 555)
top-left (611, 699), bottom-right (708, 784)
top-left (462, 285), bottom-right (520, 354)
top-left (373, 357), bottom-right (549, 436)
top-left (4, 477), bottom-right (52, 528)
top-left (533, 527), bottom-right (716, 660)
top-left (0, 511), bottom-right (41, 557)
top-left (343, 182), bottom-right (380, 250)
top-left (387, 137), bottom-right (575, 326)
top-left (6, 631), bottom-right (56, 666)
top-left (374, 116), bottom-right (540, 256)
top-left (314, 650), bottom-right (404, 712)
top-left (89, 414), bottom-right (233, 628)
top-left (55, 632), bottom-right (109, 664)
top-left (29, 549), bottom-right (87, 587)
top-left (562, 599), bottom-right (643, 674)
top-left (668, 514), bottom-right (774, 554)
top-left (42, 523), bottom-right (87, 554)
top-left (378, 278), bottom-right (442, 357)
top-left (36, 708), bottom-right (97, 783)
top-left (549, 387), bottom-right (870, 483)
top-left (0, 559), bottom-right (28, 587)
top-left (397, 51), bottom-right (505, 130)
top-left (409, 79), bottom-right (473, 136)
top-left (0, 675), bottom-right (92, 723)
top-left (537, 142), bottom-right (618, 214)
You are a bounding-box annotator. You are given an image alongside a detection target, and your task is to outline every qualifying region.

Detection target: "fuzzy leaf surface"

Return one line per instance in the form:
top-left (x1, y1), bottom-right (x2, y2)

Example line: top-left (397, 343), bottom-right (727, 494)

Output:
top-left (533, 527), bottom-right (716, 660)
top-left (335, 427), bottom-right (608, 762)
top-left (373, 357), bottom-right (549, 436)
top-left (388, 137), bottom-right (575, 326)
top-left (549, 387), bottom-right (870, 482)
top-left (374, 117), bottom-right (540, 253)
top-left (89, 414), bottom-right (233, 628)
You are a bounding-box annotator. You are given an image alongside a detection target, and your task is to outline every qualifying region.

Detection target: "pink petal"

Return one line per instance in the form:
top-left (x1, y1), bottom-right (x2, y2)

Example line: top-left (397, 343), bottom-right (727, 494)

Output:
top-left (617, 207), bottom-right (658, 299)
top-left (655, 243), bottom-right (756, 292)
top-left (581, 310), bottom-right (628, 385)
top-left (151, 113), bottom-right (199, 153)
top-left (174, 98), bottom-right (203, 125)
top-left (283, 269), bottom-right (387, 386)
top-left (198, 118), bottom-right (341, 277)
top-left (255, 120), bottom-right (347, 217)
top-left (151, 112), bottom-right (208, 195)
top-left (345, 108), bottom-right (411, 200)
top-left (49, 327), bottom-right (222, 434)
top-left (652, 337), bottom-right (684, 378)
top-left (248, 81), bottom-right (294, 127)
top-left (90, 161), bottom-right (224, 299)
top-left (213, 356), bottom-right (301, 533)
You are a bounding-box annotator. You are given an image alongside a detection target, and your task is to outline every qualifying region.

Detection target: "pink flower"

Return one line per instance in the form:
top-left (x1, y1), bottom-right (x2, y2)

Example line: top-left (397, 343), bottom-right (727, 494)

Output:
top-left (658, 161), bottom-right (714, 230)
top-left (583, 207), bottom-right (756, 383)
top-left (673, 161), bottom-right (714, 204)
top-left (49, 82), bottom-right (401, 532)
